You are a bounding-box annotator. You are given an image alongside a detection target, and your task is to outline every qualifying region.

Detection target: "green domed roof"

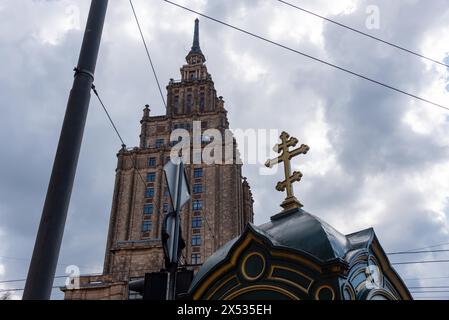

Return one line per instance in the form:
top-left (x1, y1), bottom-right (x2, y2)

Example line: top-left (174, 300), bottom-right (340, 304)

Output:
top-left (257, 208), bottom-right (351, 261)
top-left (190, 208), bottom-right (375, 291)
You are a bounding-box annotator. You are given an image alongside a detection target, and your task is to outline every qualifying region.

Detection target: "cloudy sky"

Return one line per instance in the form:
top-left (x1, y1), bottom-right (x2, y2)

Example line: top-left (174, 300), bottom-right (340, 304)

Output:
top-left (1, 0), bottom-right (449, 300)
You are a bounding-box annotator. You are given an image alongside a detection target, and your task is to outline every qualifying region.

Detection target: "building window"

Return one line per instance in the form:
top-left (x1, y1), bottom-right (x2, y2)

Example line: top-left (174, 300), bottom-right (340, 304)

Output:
top-left (147, 172), bottom-right (156, 182)
top-left (145, 187), bottom-right (155, 198)
top-left (163, 203), bottom-right (169, 213)
top-left (155, 139), bottom-right (165, 148)
top-left (193, 200), bottom-right (203, 211)
top-left (199, 92), bottom-right (205, 112)
top-left (191, 254), bottom-right (201, 265)
top-left (192, 235), bottom-right (201, 246)
top-left (170, 136), bottom-right (183, 147)
top-left (164, 188), bottom-right (169, 197)
top-left (193, 184), bottom-right (203, 194)
top-left (174, 96), bottom-right (180, 114)
top-left (192, 217), bottom-right (202, 229)
top-left (143, 204), bottom-right (153, 215)
top-left (194, 168), bottom-right (203, 178)
top-left (186, 94), bottom-right (192, 113)
top-left (174, 123), bottom-right (192, 131)
top-left (142, 221), bottom-right (152, 232)
top-left (148, 157), bottom-right (157, 167)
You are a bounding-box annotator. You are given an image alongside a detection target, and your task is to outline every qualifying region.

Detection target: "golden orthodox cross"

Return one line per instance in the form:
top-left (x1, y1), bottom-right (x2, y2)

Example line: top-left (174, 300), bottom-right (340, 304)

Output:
top-left (265, 131), bottom-right (310, 211)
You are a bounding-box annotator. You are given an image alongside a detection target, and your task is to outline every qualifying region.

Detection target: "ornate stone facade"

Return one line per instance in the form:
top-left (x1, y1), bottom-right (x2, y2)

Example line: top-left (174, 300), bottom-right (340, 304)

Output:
top-left (63, 19), bottom-right (254, 300)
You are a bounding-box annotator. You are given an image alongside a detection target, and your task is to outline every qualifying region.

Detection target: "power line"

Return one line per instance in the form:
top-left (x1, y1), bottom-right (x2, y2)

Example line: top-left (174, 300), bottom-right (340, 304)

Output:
top-left (414, 296), bottom-right (449, 300)
top-left (91, 85), bottom-right (148, 188)
top-left (8, 283), bottom-right (449, 295)
top-left (276, 0), bottom-right (449, 69)
top-left (409, 286), bottom-right (449, 289)
top-left (162, 0), bottom-right (449, 113)
top-left (129, 0), bottom-right (167, 109)
top-left (131, 153), bottom-right (148, 190)
top-left (92, 85), bottom-right (126, 146)
top-left (0, 286), bottom-right (61, 293)
top-left (0, 266), bottom-right (195, 291)
top-left (0, 275), bottom-right (68, 285)
top-left (403, 241), bottom-right (449, 253)
top-left (202, 215), bottom-right (216, 241)
top-left (387, 249), bottom-right (449, 256)
top-left (413, 294), bottom-right (449, 296)
top-left (0, 255), bottom-right (98, 270)
top-left (410, 290), bottom-right (449, 293)
top-left (0, 268), bottom-right (145, 287)
top-left (0, 270), bottom-right (146, 290)
top-left (415, 296), bottom-right (449, 298)
top-left (0, 271), bottom-right (103, 286)
top-left (392, 259), bottom-right (449, 266)
top-left (388, 242), bottom-right (449, 269)
top-left (404, 275), bottom-right (449, 281)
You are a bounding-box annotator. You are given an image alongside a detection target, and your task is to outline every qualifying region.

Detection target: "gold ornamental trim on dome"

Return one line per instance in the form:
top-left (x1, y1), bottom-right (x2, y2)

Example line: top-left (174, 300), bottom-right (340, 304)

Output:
top-left (265, 131), bottom-right (310, 211)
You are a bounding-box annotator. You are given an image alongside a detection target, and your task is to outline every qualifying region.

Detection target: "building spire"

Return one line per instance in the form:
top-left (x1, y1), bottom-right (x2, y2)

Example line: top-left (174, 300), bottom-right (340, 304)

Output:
top-left (191, 18), bottom-right (202, 54)
top-left (187, 18), bottom-right (205, 63)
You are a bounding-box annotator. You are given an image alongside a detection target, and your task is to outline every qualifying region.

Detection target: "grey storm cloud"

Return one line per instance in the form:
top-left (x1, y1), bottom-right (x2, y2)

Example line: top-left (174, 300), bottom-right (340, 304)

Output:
top-left (1, 0), bottom-right (449, 299)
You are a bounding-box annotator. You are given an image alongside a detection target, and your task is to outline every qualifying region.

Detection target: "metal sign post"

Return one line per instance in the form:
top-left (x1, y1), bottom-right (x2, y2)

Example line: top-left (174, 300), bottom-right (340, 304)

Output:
top-left (163, 157), bottom-right (190, 300)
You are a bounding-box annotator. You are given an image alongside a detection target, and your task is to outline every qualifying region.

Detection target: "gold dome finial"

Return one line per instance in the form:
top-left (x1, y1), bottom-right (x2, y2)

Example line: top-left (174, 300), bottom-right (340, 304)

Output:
top-left (265, 131), bottom-right (310, 211)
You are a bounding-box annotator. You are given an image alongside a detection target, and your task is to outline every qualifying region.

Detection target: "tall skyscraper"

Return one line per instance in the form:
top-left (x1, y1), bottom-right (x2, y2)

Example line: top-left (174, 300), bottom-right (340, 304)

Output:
top-left (64, 19), bottom-right (254, 300)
